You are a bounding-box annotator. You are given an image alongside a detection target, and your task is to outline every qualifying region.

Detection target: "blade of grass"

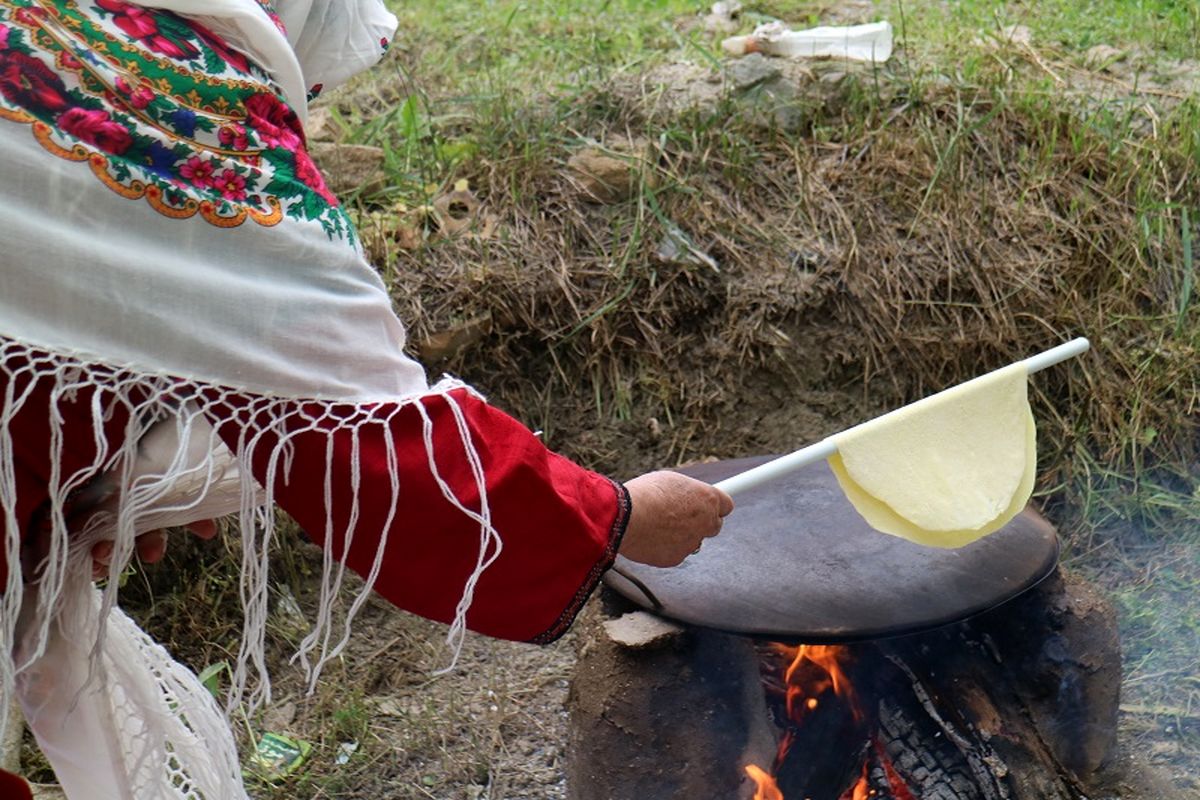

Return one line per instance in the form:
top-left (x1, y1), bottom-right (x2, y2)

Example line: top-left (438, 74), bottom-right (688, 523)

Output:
top-left (1178, 206), bottom-right (1194, 335)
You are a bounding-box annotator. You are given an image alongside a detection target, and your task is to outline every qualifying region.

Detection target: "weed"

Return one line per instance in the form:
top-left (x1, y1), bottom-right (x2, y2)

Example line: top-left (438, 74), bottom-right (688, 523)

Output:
top-left (102, 1), bottom-right (1200, 796)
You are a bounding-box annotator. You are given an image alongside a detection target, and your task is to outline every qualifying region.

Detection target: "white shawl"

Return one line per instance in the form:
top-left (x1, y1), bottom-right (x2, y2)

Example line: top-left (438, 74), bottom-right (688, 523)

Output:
top-left (0, 4), bottom-right (498, 798)
top-left (137, 0), bottom-right (399, 121)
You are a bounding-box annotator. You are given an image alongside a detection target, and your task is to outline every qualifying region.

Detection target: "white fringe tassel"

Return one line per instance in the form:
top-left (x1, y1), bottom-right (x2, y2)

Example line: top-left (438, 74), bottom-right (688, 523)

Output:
top-left (0, 338), bottom-right (494, 797)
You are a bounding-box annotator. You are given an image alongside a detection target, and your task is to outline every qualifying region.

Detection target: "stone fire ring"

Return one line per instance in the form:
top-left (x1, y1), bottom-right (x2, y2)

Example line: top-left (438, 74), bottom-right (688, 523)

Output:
top-left (605, 455), bottom-right (1059, 642)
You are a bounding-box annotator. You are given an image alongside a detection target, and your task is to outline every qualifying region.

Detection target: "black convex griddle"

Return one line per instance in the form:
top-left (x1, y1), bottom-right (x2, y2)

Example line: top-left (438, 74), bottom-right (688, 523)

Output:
top-left (605, 455), bottom-right (1059, 642)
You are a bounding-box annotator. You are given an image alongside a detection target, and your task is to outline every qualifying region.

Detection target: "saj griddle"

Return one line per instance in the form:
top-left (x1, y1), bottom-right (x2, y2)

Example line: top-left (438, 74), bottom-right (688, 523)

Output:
top-left (604, 455), bottom-right (1059, 642)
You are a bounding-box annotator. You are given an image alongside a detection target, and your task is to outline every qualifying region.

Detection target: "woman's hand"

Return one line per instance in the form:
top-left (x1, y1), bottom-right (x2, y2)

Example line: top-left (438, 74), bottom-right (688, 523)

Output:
top-left (90, 520), bottom-right (218, 579)
top-left (619, 471), bottom-right (734, 568)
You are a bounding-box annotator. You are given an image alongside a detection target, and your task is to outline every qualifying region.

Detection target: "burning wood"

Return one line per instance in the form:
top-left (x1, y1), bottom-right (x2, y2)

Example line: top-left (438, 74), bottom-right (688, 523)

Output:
top-left (748, 639), bottom-right (1024, 799)
top-left (569, 570), bottom-right (1130, 800)
top-left (747, 644), bottom-right (877, 799)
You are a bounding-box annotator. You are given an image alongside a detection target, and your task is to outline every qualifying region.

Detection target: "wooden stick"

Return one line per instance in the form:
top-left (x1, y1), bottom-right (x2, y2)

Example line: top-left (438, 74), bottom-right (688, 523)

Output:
top-left (713, 338), bottom-right (1090, 497)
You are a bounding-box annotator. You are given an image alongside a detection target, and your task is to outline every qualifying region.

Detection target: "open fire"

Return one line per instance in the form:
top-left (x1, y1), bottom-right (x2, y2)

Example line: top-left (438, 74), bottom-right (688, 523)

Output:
top-left (568, 571), bottom-right (1126, 800)
top-left (746, 644), bottom-right (950, 800)
top-left (745, 645), bottom-right (874, 800)
top-left (747, 645), bottom-right (864, 797)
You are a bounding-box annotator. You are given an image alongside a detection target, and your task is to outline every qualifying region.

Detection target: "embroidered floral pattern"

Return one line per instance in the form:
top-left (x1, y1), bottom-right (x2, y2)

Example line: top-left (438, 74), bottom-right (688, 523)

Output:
top-left (0, 0), bottom-right (350, 239)
top-left (95, 0), bottom-right (198, 60)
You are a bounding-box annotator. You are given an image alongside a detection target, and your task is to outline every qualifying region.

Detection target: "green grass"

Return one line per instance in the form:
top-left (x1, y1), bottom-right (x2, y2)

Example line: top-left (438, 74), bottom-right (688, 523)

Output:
top-left (346, 0), bottom-right (1200, 781)
top-left (887, 0), bottom-right (1200, 60)
top-left (347, 0), bottom-right (1200, 521)
top-left (386, 0), bottom-right (1200, 93)
top-left (390, 0), bottom-right (702, 85)
top-left (105, 3), bottom-right (1200, 796)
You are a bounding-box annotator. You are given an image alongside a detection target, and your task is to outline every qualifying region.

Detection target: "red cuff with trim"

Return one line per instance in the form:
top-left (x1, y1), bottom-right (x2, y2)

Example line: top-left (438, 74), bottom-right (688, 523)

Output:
top-left (212, 388), bottom-right (627, 642)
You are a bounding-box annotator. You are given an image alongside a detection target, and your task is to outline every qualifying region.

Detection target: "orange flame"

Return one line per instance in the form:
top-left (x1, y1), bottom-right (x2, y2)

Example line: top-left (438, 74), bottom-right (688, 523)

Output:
top-left (747, 645), bottom-right (873, 799)
top-left (744, 764), bottom-right (784, 800)
top-left (777, 644), bottom-right (861, 723)
top-left (839, 764), bottom-right (871, 800)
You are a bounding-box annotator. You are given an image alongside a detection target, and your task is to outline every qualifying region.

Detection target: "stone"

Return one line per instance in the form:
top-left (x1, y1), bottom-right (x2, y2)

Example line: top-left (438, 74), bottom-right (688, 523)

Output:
top-left (567, 142), bottom-right (653, 203)
top-left (601, 611), bottom-right (685, 648)
top-left (261, 701), bottom-right (298, 731)
top-left (304, 106), bottom-right (337, 142)
top-left (415, 313), bottom-right (494, 363)
top-left (736, 75), bottom-right (806, 133)
top-left (764, 84), bottom-right (806, 132)
top-left (726, 53), bottom-right (782, 91)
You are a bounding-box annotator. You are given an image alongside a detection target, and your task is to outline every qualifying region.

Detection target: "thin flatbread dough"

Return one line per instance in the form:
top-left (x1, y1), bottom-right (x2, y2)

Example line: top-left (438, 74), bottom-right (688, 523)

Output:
top-left (828, 363), bottom-right (1036, 549)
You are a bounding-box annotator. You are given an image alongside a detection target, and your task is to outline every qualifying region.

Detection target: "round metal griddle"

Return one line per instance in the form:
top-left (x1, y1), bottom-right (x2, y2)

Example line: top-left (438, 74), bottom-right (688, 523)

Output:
top-left (605, 455), bottom-right (1059, 642)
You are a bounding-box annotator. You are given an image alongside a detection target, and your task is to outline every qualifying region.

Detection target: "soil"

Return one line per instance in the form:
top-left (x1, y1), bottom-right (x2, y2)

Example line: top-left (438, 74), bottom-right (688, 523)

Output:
top-left (16, 14), bottom-right (1199, 800)
top-left (215, 367), bottom-right (1195, 799)
top-left (251, 596), bottom-right (582, 800)
top-left (229, 386), bottom-right (874, 799)
top-left (18, 339), bottom-right (1188, 800)
top-left (201, 390), bottom-right (1192, 799)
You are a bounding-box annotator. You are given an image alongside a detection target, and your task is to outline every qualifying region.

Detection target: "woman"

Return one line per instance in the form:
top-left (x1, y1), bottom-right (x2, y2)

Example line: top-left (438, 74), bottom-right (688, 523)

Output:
top-left (0, 1), bottom-right (732, 796)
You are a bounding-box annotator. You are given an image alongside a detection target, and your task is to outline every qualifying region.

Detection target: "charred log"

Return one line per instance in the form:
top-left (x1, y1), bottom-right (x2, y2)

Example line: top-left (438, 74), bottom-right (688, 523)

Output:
top-left (874, 569), bottom-right (1121, 799)
top-left (874, 697), bottom-right (985, 800)
top-left (771, 681), bottom-right (871, 799)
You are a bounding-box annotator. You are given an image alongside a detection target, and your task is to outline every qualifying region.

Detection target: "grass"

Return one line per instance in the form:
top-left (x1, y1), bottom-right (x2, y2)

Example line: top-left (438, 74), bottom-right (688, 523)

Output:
top-left (380, 0), bottom-right (1200, 671)
top-left (98, 1), bottom-right (1200, 797)
top-left (889, 0), bottom-right (1200, 61)
top-left (338, 0), bottom-right (1200, 791)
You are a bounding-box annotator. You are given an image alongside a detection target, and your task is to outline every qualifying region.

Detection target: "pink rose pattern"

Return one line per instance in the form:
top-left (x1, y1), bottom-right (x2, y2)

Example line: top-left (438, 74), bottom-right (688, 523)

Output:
top-left (179, 155), bottom-right (214, 187)
top-left (0, 47), bottom-right (69, 110)
top-left (244, 91), bottom-right (303, 150)
top-left (58, 106), bottom-right (132, 154)
top-left (213, 168), bottom-right (247, 201)
top-left (218, 123), bottom-right (249, 151)
top-left (95, 0), bottom-right (199, 61)
top-left (294, 148), bottom-right (337, 205)
top-left (0, 0), bottom-right (351, 239)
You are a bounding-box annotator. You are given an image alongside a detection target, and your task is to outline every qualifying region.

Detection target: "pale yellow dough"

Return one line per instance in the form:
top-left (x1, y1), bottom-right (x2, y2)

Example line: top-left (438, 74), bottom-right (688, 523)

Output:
top-left (828, 363), bottom-right (1035, 549)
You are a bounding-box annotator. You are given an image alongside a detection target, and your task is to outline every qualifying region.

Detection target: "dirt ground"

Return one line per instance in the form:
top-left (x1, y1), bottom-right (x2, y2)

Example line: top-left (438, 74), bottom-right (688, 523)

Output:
top-left (208, 391), bottom-right (1196, 800)
top-left (15, 3), bottom-right (1199, 797)
top-left (99, 381), bottom-right (1186, 800)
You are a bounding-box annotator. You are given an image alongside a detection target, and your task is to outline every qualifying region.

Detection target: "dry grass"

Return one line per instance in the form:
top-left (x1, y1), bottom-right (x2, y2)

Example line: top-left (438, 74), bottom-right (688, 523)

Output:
top-left (347, 54), bottom-right (1198, 544)
top-left (72, 4), bottom-right (1200, 798)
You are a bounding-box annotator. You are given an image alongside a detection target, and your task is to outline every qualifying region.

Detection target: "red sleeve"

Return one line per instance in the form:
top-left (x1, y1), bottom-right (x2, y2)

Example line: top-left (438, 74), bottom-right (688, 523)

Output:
top-left (0, 362), bottom-right (133, 587)
top-left (0, 769), bottom-right (33, 800)
top-left (211, 388), bottom-right (629, 643)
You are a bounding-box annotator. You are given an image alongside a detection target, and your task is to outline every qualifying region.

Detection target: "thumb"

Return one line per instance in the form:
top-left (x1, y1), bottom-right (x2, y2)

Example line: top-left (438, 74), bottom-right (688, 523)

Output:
top-left (714, 487), bottom-right (734, 517)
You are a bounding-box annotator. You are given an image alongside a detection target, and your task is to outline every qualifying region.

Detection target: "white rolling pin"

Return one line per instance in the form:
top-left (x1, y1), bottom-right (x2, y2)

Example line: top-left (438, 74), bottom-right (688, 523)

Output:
top-left (712, 337), bottom-right (1090, 497)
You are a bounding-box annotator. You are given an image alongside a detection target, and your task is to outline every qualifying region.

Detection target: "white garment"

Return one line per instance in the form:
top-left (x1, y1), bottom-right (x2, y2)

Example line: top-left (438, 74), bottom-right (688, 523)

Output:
top-left (135, 0), bottom-right (399, 120)
top-left (0, 3), bottom-right (496, 797)
top-left (0, 119), bottom-right (427, 401)
top-left (0, 0), bottom-right (415, 399)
